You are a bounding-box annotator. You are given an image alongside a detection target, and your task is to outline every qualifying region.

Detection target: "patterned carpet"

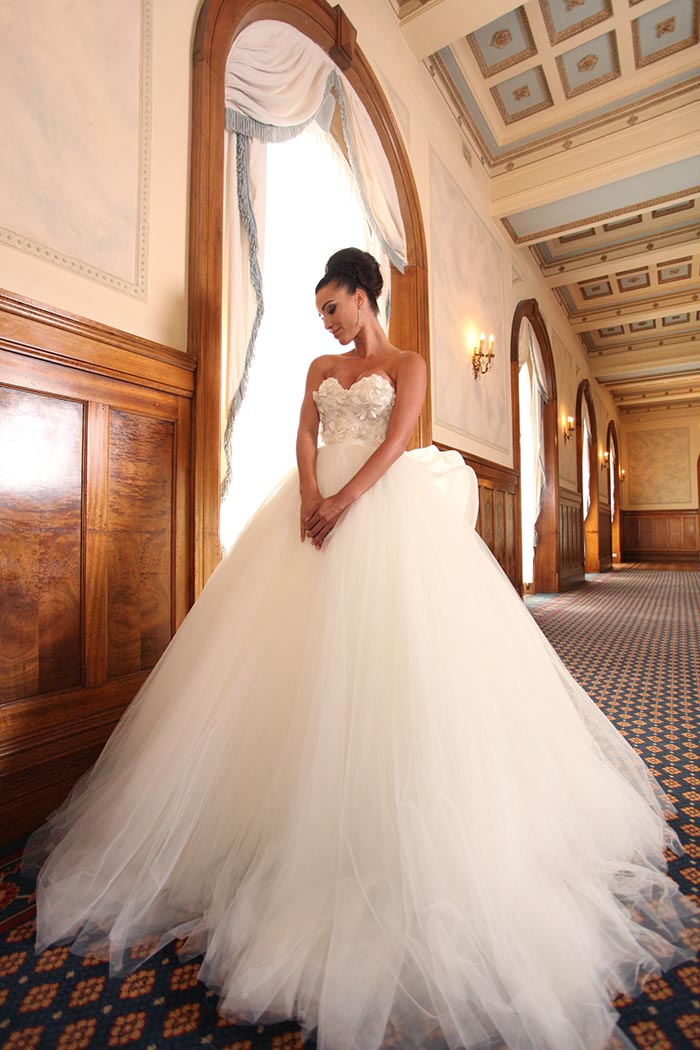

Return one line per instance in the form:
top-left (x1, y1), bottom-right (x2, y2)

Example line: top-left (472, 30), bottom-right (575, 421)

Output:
top-left (527, 568), bottom-right (700, 1050)
top-left (1, 568), bottom-right (698, 1050)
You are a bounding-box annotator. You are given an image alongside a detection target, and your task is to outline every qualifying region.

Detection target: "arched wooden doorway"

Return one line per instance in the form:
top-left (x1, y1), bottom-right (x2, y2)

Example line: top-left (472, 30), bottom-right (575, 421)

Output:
top-left (576, 380), bottom-right (599, 574)
top-left (510, 300), bottom-right (559, 593)
top-left (607, 421), bottom-right (621, 568)
top-left (189, 0), bottom-right (429, 592)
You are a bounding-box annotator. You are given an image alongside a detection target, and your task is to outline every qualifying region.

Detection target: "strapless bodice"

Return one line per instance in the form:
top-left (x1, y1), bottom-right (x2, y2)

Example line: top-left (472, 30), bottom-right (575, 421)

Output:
top-left (313, 374), bottom-right (396, 446)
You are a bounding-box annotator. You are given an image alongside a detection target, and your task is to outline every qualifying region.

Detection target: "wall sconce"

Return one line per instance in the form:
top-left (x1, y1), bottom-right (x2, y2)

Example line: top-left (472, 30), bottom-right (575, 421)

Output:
top-left (563, 416), bottom-right (575, 442)
top-left (620, 468), bottom-right (626, 483)
top-left (601, 450), bottom-right (610, 470)
top-left (472, 332), bottom-right (495, 380)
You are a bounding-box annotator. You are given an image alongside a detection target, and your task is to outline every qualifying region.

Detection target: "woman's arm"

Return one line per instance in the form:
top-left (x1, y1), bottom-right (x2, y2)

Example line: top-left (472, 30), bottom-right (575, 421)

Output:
top-left (304, 353), bottom-right (426, 547)
top-left (296, 358), bottom-right (326, 542)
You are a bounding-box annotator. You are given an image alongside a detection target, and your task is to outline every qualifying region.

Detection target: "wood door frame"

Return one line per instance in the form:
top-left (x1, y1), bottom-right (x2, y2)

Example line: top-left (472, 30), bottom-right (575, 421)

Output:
top-left (576, 379), bottom-right (599, 573)
top-left (510, 300), bottom-right (559, 594)
top-left (188, 0), bottom-right (429, 593)
top-left (607, 420), bottom-right (621, 566)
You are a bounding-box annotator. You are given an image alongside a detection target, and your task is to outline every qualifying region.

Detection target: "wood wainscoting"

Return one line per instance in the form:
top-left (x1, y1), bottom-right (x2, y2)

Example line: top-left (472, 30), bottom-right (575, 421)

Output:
top-left (559, 487), bottom-right (584, 590)
top-left (599, 499), bottom-right (612, 572)
top-left (0, 291), bottom-right (195, 842)
top-left (435, 444), bottom-right (520, 591)
top-left (621, 509), bottom-right (700, 563)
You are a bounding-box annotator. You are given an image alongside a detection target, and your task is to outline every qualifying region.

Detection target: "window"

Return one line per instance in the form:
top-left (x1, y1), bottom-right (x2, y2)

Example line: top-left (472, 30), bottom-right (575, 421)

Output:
top-left (220, 123), bottom-right (387, 549)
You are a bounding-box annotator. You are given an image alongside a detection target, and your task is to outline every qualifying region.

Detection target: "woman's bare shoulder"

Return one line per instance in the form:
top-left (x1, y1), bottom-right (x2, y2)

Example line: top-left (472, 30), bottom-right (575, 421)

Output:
top-left (307, 353), bottom-right (349, 375)
top-left (393, 349), bottom-right (427, 376)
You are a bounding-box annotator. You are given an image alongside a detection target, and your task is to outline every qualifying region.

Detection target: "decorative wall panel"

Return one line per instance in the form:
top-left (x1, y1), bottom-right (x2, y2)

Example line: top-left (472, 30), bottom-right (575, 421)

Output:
top-left (0, 0), bottom-right (152, 297)
top-left (0, 388), bottom-right (83, 702)
top-left (627, 427), bottom-right (691, 504)
top-left (599, 499), bottom-right (612, 571)
top-left (559, 487), bottom-right (585, 589)
top-left (429, 150), bottom-right (509, 459)
top-left (107, 412), bottom-right (174, 679)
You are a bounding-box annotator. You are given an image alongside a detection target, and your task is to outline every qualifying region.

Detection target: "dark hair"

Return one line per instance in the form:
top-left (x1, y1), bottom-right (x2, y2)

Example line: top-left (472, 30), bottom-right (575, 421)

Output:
top-left (315, 248), bottom-right (383, 315)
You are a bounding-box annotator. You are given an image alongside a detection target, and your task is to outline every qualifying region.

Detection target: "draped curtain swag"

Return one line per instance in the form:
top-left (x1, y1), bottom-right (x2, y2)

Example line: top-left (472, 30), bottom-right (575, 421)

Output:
top-left (221, 20), bottom-right (408, 494)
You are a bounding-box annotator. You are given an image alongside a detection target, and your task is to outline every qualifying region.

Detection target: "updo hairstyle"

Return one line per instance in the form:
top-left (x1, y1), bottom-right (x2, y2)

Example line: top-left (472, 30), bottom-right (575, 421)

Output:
top-left (315, 248), bottom-right (383, 316)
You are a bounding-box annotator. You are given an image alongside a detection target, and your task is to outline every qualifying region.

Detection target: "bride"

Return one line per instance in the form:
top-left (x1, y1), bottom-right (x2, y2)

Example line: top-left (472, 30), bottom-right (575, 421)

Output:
top-left (24, 248), bottom-right (698, 1050)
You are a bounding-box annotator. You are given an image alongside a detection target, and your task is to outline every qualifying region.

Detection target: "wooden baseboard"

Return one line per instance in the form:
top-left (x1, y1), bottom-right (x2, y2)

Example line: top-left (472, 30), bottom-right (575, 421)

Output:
top-left (621, 550), bottom-right (700, 564)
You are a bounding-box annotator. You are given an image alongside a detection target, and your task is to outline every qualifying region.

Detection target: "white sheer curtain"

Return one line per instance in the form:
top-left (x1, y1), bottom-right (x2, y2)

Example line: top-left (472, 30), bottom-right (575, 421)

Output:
top-left (221, 19), bottom-right (407, 499)
top-left (582, 407), bottom-right (592, 522)
top-left (518, 319), bottom-right (548, 587)
top-left (609, 437), bottom-right (616, 521)
top-left (220, 124), bottom-right (389, 550)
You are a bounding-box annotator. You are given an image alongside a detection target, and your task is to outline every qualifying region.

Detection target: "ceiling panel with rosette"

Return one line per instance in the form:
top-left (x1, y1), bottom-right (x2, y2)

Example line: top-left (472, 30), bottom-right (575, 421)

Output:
top-left (392, 0), bottom-right (700, 415)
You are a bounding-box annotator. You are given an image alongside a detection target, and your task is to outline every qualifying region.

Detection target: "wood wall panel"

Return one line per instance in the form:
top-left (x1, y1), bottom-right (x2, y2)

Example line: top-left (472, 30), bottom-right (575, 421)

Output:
top-left (559, 487), bottom-right (584, 590)
top-left (0, 290), bottom-right (194, 843)
top-left (435, 445), bottom-right (520, 590)
top-left (107, 411), bottom-right (174, 679)
top-left (0, 387), bottom-right (84, 702)
top-left (598, 500), bottom-right (612, 573)
top-left (622, 509), bottom-right (700, 562)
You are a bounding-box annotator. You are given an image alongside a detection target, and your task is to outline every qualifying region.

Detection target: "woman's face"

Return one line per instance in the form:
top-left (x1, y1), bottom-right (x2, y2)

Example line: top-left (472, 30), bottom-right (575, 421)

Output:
top-left (315, 281), bottom-right (363, 346)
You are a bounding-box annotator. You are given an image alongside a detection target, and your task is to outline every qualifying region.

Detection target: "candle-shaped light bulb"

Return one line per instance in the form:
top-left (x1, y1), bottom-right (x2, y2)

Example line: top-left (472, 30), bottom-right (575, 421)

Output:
top-left (488, 333), bottom-right (494, 356)
top-left (479, 332), bottom-right (485, 350)
top-left (567, 415), bottom-right (574, 427)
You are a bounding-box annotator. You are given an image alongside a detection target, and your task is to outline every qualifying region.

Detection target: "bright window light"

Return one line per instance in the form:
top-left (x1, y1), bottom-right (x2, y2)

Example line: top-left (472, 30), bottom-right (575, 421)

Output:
top-left (220, 123), bottom-right (386, 550)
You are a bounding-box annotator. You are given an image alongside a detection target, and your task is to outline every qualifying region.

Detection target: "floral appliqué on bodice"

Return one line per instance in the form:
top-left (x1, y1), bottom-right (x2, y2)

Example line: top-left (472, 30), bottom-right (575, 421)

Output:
top-left (313, 374), bottom-right (396, 446)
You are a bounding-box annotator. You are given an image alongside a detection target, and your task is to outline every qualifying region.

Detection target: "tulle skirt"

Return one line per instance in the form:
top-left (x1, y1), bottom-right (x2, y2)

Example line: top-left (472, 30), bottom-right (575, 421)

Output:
top-left (24, 440), bottom-right (698, 1050)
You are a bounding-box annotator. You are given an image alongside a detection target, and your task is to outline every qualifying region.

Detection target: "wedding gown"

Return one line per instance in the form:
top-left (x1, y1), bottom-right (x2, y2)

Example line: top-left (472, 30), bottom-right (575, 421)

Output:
top-left (25, 373), bottom-right (698, 1050)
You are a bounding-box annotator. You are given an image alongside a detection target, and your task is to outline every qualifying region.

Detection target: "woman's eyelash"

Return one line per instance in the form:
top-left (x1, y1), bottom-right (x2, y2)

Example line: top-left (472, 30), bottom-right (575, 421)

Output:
top-left (328, 306), bottom-right (336, 315)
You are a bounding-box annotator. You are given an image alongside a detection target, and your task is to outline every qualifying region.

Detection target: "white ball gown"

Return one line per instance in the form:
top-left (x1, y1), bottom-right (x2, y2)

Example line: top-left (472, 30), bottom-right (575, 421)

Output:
top-left (24, 373), bottom-right (698, 1050)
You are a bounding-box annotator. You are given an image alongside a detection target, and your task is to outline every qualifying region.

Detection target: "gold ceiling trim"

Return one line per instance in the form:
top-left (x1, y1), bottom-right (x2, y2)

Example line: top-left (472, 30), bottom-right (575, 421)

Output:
top-left (555, 32), bottom-right (621, 100)
top-left (632, 0), bottom-right (700, 70)
top-left (586, 327), bottom-right (699, 353)
top-left (428, 57), bottom-right (698, 172)
top-left (616, 269), bottom-right (651, 293)
top-left (603, 215), bottom-right (644, 231)
top-left (503, 187), bottom-right (700, 245)
top-left (652, 200), bottom-right (696, 218)
top-left (490, 65), bottom-right (553, 124)
top-left (619, 401), bottom-right (700, 413)
top-left (428, 55), bottom-right (493, 165)
top-left (575, 288), bottom-right (700, 322)
top-left (538, 0), bottom-right (613, 46)
top-left (467, 6), bottom-right (537, 79)
top-left (542, 223), bottom-right (700, 274)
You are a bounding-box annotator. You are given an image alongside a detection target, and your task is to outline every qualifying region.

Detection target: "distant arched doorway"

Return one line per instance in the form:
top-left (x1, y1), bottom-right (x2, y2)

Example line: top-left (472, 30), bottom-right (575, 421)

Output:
top-left (607, 421), bottom-right (620, 567)
top-left (576, 380), bottom-right (599, 573)
top-left (510, 300), bottom-right (559, 593)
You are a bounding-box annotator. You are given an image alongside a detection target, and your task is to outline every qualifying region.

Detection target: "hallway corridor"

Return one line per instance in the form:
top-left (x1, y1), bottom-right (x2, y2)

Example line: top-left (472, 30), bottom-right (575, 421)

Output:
top-left (527, 568), bottom-right (700, 1049)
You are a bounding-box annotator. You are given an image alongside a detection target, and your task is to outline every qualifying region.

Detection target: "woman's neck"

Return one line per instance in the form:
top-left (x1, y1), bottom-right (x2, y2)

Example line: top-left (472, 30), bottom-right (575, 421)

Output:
top-left (351, 316), bottom-right (390, 359)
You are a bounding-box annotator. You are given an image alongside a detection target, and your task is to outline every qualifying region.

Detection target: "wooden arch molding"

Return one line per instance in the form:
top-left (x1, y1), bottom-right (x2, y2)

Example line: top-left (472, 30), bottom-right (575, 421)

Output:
top-left (607, 420), bottom-right (621, 565)
top-left (188, 0), bottom-right (429, 592)
top-left (510, 299), bottom-right (559, 594)
top-left (576, 379), bottom-right (600, 573)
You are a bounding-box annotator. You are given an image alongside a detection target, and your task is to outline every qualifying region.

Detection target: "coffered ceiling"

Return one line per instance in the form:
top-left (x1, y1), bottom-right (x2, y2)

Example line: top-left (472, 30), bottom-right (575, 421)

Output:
top-left (394, 0), bottom-right (700, 415)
